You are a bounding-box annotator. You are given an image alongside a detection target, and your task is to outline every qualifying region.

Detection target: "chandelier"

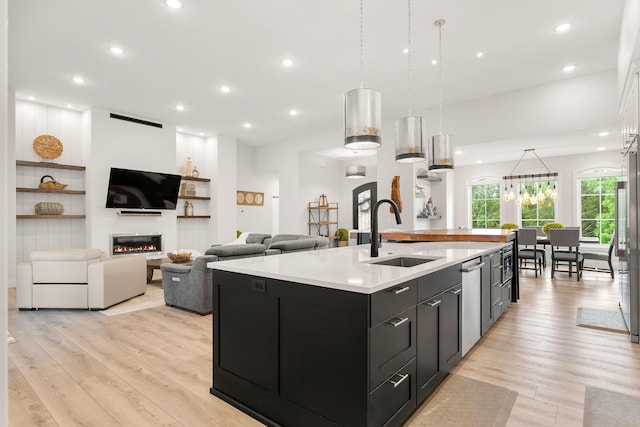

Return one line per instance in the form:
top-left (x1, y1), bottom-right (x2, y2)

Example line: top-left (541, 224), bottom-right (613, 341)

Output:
top-left (502, 149), bottom-right (558, 206)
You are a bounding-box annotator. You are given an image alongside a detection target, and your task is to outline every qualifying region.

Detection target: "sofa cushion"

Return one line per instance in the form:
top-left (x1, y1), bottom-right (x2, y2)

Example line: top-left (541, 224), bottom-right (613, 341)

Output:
top-left (246, 233), bottom-right (271, 244)
top-left (205, 243), bottom-right (266, 258)
top-left (269, 239), bottom-right (317, 252)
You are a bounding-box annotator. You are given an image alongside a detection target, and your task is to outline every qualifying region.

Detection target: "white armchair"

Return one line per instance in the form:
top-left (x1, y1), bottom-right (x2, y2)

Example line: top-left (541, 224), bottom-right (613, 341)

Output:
top-left (17, 249), bottom-right (147, 310)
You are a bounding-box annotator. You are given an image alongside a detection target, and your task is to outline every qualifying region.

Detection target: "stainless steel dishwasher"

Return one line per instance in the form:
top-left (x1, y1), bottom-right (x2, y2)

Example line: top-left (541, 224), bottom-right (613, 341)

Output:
top-left (461, 258), bottom-right (484, 356)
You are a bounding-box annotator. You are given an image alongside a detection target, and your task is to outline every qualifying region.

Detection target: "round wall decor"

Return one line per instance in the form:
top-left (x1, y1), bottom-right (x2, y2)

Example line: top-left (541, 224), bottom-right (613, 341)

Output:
top-left (33, 134), bottom-right (64, 160)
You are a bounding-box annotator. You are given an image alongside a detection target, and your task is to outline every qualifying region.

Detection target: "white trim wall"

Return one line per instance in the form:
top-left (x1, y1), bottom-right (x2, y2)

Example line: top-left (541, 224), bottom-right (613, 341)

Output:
top-left (1, 0), bottom-right (9, 423)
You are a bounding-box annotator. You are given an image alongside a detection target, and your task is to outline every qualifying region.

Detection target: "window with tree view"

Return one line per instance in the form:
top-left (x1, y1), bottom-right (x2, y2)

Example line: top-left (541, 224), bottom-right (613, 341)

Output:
top-left (520, 181), bottom-right (556, 227)
top-left (471, 182), bottom-right (500, 228)
top-left (579, 175), bottom-right (618, 244)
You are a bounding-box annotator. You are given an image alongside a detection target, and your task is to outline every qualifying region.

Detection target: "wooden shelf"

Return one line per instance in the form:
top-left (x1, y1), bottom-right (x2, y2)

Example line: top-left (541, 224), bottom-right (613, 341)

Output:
top-left (16, 160), bottom-right (86, 171)
top-left (17, 215), bottom-right (86, 219)
top-left (178, 195), bottom-right (211, 201)
top-left (177, 215), bottom-right (211, 219)
top-left (416, 215), bottom-right (442, 220)
top-left (181, 176), bottom-right (210, 182)
top-left (417, 175), bottom-right (442, 182)
top-left (308, 221), bottom-right (338, 225)
top-left (17, 187), bottom-right (86, 195)
top-left (308, 206), bottom-right (338, 210)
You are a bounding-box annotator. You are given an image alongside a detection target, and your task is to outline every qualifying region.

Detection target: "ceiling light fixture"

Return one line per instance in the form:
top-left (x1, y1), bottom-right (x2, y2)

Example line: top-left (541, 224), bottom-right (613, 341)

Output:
top-left (175, 104), bottom-right (185, 111)
top-left (72, 76), bottom-right (85, 84)
top-left (281, 58), bottom-right (294, 67)
top-left (27, 96), bottom-right (35, 101)
top-left (109, 46), bottom-right (125, 55)
top-left (598, 131), bottom-right (609, 137)
top-left (164, 0), bottom-right (183, 9)
top-left (403, 47), bottom-right (409, 54)
top-left (289, 109), bottom-right (298, 116)
top-left (554, 23), bottom-right (572, 32)
top-left (66, 104), bottom-right (74, 109)
top-left (431, 59), bottom-right (438, 65)
top-left (455, 150), bottom-right (463, 155)
top-left (562, 64), bottom-right (576, 72)
top-left (476, 51), bottom-right (484, 58)
top-left (428, 19), bottom-right (454, 172)
top-left (502, 149), bottom-right (558, 205)
top-left (243, 122), bottom-right (253, 129)
top-left (345, 152), bottom-right (366, 179)
top-left (395, 0), bottom-right (425, 163)
top-left (219, 85), bottom-right (231, 93)
top-left (344, 0), bottom-right (381, 150)
top-left (597, 146), bottom-right (606, 151)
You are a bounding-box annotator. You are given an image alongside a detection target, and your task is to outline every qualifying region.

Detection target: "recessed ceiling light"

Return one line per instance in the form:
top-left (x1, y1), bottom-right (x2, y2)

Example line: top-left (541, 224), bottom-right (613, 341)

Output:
top-left (243, 122), bottom-right (253, 129)
top-left (476, 160), bottom-right (482, 164)
top-left (27, 96), bottom-right (35, 101)
top-left (66, 104), bottom-right (74, 109)
top-left (200, 132), bottom-right (205, 136)
top-left (109, 46), bottom-right (125, 55)
top-left (554, 23), bottom-right (572, 32)
top-left (562, 64), bottom-right (576, 72)
top-left (177, 127), bottom-right (183, 132)
top-left (281, 58), bottom-right (294, 67)
top-left (289, 109), bottom-right (299, 116)
top-left (164, 0), bottom-right (183, 9)
top-left (431, 59), bottom-right (438, 65)
top-left (476, 51), bottom-right (484, 58)
top-left (598, 131), bottom-right (609, 137)
top-left (455, 150), bottom-right (463, 155)
top-left (175, 104), bottom-right (185, 111)
top-left (219, 85), bottom-right (231, 93)
top-left (597, 147), bottom-right (606, 151)
top-left (403, 47), bottom-right (409, 54)
top-left (72, 76), bottom-right (85, 84)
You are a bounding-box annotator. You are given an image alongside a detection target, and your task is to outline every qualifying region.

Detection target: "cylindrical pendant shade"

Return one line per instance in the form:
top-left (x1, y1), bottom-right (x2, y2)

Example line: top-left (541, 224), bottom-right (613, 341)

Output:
top-left (345, 164), bottom-right (366, 179)
top-left (344, 88), bottom-right (382, 150)
top-left (395, 116), bottom-right (426, 163)
top-left (428, 134), bottom-right (454, 171)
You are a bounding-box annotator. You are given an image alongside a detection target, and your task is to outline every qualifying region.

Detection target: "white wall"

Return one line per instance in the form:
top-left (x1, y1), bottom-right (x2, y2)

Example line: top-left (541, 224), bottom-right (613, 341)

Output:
top-left (87, 108), bottom-right (178, 254)
top-left (211, 135), bottom-right (237, 244)
top-left (1, 0), bottom-right (9, 422)
top-left (14, 101), bottom-right (86, 265)
top-left (453, 150), bottom-right (623, 229)
top-left (236, 144), bottom-right (278, 235)
top-left (618, 0), bottom-right (640, 100)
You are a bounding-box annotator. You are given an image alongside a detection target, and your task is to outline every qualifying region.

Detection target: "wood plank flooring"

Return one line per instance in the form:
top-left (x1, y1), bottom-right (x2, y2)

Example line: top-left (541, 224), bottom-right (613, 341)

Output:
top-left (7, 269), bottom-right (640, 426)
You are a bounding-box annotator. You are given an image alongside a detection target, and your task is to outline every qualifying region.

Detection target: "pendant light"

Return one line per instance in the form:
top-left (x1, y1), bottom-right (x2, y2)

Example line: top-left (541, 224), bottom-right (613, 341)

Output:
top-left (395, 0), bottom-right (426, 163)
top-left (344, 0), bottom-right (382, 150)
top-left (428, 19), bottom-right (454, 172)
top-left (345, 152), bottom-right (366, 179)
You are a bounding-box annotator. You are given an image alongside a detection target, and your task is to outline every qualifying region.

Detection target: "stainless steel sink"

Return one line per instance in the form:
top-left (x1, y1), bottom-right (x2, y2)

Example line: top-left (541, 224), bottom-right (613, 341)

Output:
top-left (370, 256), bottom-right (439, 267)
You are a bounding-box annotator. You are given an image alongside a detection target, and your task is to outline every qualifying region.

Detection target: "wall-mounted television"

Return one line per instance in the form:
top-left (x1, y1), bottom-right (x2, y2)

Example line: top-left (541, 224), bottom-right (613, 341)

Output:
top-left (105, 167), bottom-right (182, 210)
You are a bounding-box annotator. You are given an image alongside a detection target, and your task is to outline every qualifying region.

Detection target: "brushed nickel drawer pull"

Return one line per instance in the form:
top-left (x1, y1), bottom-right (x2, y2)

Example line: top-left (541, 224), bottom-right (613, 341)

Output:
top-left (390, 286), bottom-right (410, 295)
top-left (426, 299), bottom-right (442, 307)
top-left (388, 317), bottom-right (409, 327)
top-left (449, 288), bottom-right (462, 295)
top-left (498, 301), bottom-right (504, 306)
top-left (460, 262), bottom-right (485, 272)
top-left (388, 373), bottom-right (409, 388)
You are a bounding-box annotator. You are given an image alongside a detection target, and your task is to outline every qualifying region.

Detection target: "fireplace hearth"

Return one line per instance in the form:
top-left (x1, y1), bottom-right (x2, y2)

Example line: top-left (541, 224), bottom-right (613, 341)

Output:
top-left (110, 233), bottom-right (163, 256)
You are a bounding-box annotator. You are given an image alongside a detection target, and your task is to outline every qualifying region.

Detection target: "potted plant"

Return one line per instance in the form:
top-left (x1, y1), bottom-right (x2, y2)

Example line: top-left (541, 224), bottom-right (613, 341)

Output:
top-left (336, 228), bottom-right (349, 247)
top-left (542, 222), bottom-right (564, 235)
top-left (500, 223), bottom-right (518, 230)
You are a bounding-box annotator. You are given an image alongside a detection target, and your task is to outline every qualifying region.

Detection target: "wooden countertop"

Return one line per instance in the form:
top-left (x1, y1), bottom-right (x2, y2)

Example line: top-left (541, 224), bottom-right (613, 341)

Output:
top-left (381, 228), bottom-right (515, 243)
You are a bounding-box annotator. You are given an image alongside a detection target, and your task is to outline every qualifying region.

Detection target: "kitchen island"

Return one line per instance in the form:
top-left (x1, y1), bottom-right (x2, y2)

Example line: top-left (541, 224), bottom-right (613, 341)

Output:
top-left (208, 241), bottom-right (513, 427)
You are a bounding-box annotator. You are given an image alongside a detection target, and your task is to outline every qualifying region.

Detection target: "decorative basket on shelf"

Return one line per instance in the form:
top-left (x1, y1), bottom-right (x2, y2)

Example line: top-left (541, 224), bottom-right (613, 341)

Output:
top-left (35, 202), bottom-right (64, 215)
top-left (38, 175), bottom-right (68, 190)
top-left (167, 252), bottom-right (192, 263)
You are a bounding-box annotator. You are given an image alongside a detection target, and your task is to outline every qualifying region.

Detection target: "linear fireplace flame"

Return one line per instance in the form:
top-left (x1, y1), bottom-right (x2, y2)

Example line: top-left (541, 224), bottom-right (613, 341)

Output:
top-left (110, 233), bottom-right (163, 256)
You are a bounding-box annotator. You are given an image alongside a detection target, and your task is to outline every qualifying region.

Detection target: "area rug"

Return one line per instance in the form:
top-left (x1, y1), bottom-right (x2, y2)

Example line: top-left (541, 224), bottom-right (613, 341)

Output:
top-left (7, 332), bottom-right (16, 344)
top-left (584, 386), bottom-right (640, 427)
top-left (576, 307), bottom-right (628, 334)
top-left (409, 374), bottom-right (517, 426)
top-left (99, 283), bottom-right (165, 317)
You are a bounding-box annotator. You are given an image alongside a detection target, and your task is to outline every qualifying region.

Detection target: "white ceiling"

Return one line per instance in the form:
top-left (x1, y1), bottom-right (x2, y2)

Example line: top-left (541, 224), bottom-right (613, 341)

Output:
top-left (8, 0), bottom-right (625, 165)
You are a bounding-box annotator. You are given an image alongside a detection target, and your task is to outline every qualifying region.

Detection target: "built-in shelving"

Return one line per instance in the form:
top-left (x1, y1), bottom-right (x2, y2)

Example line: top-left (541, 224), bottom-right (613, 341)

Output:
top-left (177, 215), bottom-right (211, 219)
top-left (178, 195), bottom-right (211, 201)
top-left (17, 187), bottom-right (86, 195)
top-left (17, 215), bottom-right (86, 219)
top-left (417, 175), bottom-right (442, 182)
top-left (417, 215), bottom-right (442, 220)
top-left (16, 160), bottom-right (86, 171)
top-left (181, 176), bottom-right (210, 183)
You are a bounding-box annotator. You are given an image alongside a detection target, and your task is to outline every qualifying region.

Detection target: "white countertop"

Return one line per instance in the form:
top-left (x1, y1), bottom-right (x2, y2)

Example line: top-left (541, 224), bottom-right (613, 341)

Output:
top-left (208, 241), bottom-right (508, 294)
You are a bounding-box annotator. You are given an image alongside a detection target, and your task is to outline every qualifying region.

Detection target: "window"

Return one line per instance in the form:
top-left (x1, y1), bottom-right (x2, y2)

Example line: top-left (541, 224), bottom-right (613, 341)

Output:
top-left (578, 173), bottom-right (619, 244)
top-left (470, 181), bottom-right (500, 228)
top-left (520, 181), bottom-right (556, 227)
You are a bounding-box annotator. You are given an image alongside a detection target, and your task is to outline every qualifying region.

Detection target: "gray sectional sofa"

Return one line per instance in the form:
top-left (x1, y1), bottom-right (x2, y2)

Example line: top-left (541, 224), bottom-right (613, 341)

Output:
top-left (160, 233), bottom-right (329, 314)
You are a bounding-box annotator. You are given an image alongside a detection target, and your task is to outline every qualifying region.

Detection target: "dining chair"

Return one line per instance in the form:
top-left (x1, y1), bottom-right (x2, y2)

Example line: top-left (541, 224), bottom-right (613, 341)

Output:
top-left (549, 228), bottom-right (583, 281)
top-left (517, 228), bottom-right (544, 277)
top-left (524, 226), bottom-right (547, 268)
top-left (580, 232), bottom-right (615, 279)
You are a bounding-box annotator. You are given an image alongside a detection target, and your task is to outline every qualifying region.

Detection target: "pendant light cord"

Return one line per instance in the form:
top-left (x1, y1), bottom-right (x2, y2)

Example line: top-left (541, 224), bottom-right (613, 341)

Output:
top-left (360, 0), bottom-right (364, 88)
top-left (437, 20), bottom-right (444, 135)
top-left (407, 0), bottom-right (412, 114)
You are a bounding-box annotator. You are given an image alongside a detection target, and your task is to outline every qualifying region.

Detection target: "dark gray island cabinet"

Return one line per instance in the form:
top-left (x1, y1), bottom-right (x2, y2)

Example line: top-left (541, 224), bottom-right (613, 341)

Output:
top-left (210, 263), bottom-right (463, 427)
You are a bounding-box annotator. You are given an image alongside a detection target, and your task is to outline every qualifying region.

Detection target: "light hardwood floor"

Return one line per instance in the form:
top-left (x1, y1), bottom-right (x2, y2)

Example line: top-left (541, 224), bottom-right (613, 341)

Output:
top-left (7, 269), bottom-right (640, 426)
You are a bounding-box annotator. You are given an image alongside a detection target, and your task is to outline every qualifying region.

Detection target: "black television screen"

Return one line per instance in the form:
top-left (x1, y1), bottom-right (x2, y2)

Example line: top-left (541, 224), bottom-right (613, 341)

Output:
top-left (105, 167), bottom-right (182, 210)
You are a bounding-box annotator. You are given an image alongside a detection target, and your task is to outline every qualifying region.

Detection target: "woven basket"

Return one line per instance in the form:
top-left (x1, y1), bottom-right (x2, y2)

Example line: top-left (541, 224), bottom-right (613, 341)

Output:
top-left (168, 252), bottom-right (192, 263)
top-left (35, 202), bottom-right (64, 215)
top-left (38, 175), bottom-right (68, 190)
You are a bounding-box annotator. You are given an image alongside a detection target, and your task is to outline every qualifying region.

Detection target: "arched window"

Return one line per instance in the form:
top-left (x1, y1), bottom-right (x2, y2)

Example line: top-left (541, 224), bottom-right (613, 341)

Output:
top-left (469, 177), bottom-right (501, 228)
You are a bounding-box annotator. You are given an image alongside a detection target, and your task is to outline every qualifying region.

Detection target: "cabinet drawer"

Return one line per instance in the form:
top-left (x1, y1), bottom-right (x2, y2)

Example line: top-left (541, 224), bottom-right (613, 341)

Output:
top-left (371, 280), bottom-right (417, 326)
top-left (370, 307), bottom-right (416, 390)
top-left (369, 358), bottom-right (416, 427)
top-left (417, 264), bottom-right (462, 303)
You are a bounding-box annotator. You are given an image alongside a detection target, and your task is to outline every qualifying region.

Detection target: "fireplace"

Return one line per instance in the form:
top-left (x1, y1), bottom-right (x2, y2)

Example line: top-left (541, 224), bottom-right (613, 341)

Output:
top-left (110, 233), bottom-right (163, 256)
